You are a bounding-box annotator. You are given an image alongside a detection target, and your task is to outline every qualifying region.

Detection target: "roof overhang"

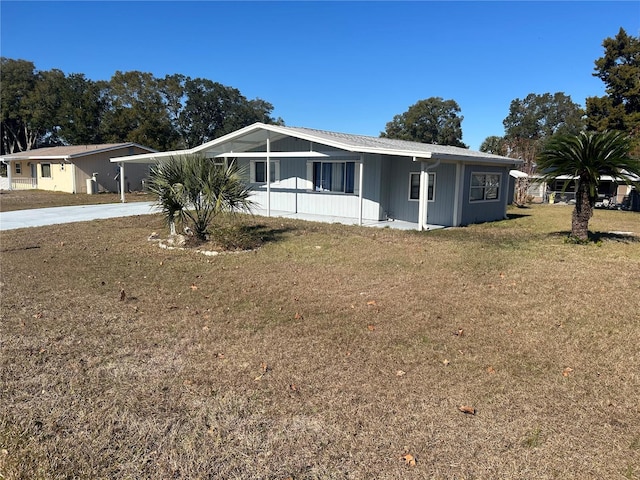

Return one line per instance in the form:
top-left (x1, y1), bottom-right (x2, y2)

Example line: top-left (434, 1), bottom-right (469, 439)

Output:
top-left (110, 122), bottom-right (522, 166)
top-left (509, 170), bottom-right (529, 178)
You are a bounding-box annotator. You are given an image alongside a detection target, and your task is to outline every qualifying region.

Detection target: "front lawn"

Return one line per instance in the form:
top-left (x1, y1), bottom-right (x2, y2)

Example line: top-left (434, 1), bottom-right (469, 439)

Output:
top-left (1, 205), bottom-right (638, 479)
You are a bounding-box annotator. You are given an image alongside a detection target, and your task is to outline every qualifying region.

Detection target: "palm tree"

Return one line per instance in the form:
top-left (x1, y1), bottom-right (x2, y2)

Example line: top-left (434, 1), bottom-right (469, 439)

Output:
top-left (537, 130), bottom-right (639, 241)
top-left (148, 154), bottom-right (254, 240)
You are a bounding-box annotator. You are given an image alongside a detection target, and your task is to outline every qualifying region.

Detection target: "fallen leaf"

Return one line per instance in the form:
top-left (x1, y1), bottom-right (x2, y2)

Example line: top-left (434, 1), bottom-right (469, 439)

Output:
top-left (396, 370), bottom-right (407, 376)
top-left (119, 289), bottom-right (126, 301)
top-left (190, 284), bottom-right (198, 291)
top-left (442, 359), bottom-right (450, 366)
top-left (458, 405), bottom-right (476, 415)
top-left (487, 366), bottom-right (496, 374)
top-left (294, 312), bottom-right (303, 320)
top-left (367, 300), bottom-right (377, 306)
top-left (562, 367), bottom-right (574, 377)
top-left (401, 454), bottom-right (416, 466)
top-left (367, 324), bottom-right (376, 331)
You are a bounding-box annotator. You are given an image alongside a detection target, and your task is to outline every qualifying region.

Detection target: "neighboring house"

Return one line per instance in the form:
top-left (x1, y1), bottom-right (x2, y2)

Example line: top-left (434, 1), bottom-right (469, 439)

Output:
top-left (0, 143), bottom-right (156, 194)
top-left (112, 123), bottom-right (522, 229)
top-left (526, 174), bottom-right (639, 210)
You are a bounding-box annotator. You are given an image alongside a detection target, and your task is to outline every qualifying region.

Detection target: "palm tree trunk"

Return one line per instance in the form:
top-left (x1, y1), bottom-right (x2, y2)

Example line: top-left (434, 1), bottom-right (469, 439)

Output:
top-left (571, 183), bottom-right (592, 240)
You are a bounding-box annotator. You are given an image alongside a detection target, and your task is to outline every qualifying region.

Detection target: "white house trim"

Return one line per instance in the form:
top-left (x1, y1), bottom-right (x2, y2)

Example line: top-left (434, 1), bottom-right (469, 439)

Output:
top-left (213, 151), bottom-right (329, 158)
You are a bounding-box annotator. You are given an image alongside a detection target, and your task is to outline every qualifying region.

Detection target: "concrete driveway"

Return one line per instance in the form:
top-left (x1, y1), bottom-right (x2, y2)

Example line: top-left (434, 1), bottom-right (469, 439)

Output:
top-left (0, 202), bottom-right (160, 231)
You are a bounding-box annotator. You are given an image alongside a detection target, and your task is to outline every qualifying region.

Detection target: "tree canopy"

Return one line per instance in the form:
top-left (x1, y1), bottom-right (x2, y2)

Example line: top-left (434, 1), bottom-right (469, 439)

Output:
top-left (381, 97), bottom-right (467, 147)
top-left (586, 28), bottom-right (640, 135)
top-left (0, 58), bottom-right (283, 154)
top-left (503, 92), bottom-right (585, 141)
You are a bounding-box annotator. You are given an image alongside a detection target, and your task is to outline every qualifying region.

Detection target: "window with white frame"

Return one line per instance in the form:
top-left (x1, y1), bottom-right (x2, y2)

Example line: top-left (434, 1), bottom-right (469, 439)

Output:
top-left (250, 160), bottom-right (279, 183)
top-left (409, 172), bottom-right (435, 201)
top-left (311, 161), bottom-right (357, 193)
top-left (470, 173), bottom-right (501, 201)
top-left (41, 163), bottom-right (52, 178)
top-left (15, 162), bottom-right (21, 174)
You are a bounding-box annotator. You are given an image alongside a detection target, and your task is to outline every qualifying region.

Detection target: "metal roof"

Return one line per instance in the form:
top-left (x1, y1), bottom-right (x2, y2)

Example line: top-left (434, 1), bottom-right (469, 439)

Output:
top-left (110, 123), bottom-right (522, 166)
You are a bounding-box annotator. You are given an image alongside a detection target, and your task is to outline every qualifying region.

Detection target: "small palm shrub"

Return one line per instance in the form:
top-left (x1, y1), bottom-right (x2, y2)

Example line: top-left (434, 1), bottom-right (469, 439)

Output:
top-left (147, 154), bottom-right (253, 241)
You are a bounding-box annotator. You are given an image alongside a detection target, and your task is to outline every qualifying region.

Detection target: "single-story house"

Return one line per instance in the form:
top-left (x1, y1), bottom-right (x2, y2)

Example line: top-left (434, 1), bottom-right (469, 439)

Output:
top-left (111, 123), bottom-right (522, 229)
top-left (0, 143), bottom-right (156, 194)
top-left (526, 173), bottom-right (639, 209)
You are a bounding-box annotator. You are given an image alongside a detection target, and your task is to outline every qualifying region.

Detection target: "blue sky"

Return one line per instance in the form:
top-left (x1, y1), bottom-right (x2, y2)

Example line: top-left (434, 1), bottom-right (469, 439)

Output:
top-left (1, 1), bottom-right (638, 150)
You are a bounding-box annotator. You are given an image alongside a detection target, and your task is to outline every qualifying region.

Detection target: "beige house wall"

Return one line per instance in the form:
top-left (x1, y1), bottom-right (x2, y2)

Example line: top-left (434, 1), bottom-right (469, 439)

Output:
top-left (37, 161), bottom-right (75, 192)
top-left (2, 146), bottom-right (153, 193)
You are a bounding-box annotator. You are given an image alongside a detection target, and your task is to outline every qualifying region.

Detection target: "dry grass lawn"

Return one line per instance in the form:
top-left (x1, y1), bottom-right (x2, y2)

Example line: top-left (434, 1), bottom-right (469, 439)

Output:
top-left (1, 205), bottom-right (639, 479)
top-left (0, 190), bottom-right (152, 212)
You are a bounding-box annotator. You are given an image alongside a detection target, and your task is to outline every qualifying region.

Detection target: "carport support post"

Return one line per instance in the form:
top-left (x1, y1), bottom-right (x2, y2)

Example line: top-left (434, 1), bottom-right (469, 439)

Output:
top-left (417, 158), bottom-right (425, 231)
top-left (266, 135), bottom-right (271, 217)
top-left (358, 154), bottom-right (364, 226)
top-left (7, 161), bottom-right (12, 190)
top-left (119, 163), bottom-right (126, 203)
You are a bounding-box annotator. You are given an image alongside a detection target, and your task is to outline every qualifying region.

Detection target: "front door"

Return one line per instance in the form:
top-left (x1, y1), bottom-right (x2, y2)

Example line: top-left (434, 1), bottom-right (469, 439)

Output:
top-left (30, 163), bottom-right (37, 188)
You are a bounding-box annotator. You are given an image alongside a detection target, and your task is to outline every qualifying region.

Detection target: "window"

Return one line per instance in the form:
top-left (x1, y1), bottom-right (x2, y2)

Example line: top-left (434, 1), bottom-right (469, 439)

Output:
top-left (15, 162), bottom-right (21, 174)
top-left (311, 161), bottom-right (356, 193)
top-left (41, 163), bottom-right (52, 178)
top-left (409, 172), bottom-right (435, 201)
top-left (470, 173), bottom-right (501, 202)
top-left (250, 160), bottom-right (279, 183)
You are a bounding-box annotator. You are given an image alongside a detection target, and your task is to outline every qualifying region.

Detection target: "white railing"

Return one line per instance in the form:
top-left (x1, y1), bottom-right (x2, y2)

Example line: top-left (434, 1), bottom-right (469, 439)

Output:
top-left (10, 178), bottom-right (38, 189)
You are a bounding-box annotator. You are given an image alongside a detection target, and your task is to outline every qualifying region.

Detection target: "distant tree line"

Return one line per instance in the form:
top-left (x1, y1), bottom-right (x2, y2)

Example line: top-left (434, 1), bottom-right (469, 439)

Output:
top-left (2, 28), bottom-right (637, 161)
top-left (0, 59), bottom-right (284, 155)
top-left (478, 28), bottom-right (639, 204)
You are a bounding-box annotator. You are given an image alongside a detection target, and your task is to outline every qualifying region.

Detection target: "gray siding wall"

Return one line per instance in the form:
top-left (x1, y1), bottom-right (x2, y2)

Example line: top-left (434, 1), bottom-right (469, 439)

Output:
top-left (460, 165), bottom-right (510, 225)
top-left (428, 163), bottom-right (457, 226)
top-left (239, 138), bottom-right (385, 220)
top-left (384, 157), bottom-right (457, 227)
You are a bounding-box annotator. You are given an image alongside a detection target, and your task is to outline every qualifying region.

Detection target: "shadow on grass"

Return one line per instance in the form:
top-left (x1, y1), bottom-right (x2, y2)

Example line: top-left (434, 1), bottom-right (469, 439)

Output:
top-left (505, 212), bottom-right (532, 220)
top-left (549, 231), bottom-right (640, 243)
top-left (205, 223), bottom-right (295, 251)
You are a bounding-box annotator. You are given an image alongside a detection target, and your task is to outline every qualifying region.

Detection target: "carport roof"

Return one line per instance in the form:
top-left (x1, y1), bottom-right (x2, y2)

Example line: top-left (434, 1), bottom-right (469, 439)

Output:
top-left (110, 123), bottom-right (522, 166)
